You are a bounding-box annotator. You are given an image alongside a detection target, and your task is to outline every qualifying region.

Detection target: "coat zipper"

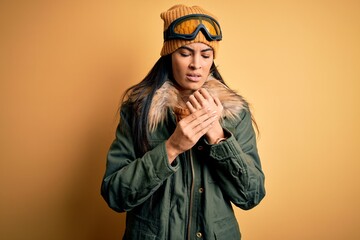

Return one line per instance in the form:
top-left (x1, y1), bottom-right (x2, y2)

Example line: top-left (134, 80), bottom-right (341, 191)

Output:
top-left (187, 149), bottom-right (195, 240)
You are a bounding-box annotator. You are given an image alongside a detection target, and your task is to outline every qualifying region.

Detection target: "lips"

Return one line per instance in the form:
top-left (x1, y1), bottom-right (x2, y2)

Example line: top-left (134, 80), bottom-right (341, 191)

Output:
top-left (186, 73), bottom-right (202, 81)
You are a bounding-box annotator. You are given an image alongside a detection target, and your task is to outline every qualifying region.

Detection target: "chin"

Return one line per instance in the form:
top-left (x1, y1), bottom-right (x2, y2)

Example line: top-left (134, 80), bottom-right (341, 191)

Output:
top-left (186, 84), bottom-right (202, 92)
top-left (176, 79), bottom-right (205, 93)
top-left (189, 80), bottom-right (205, 88)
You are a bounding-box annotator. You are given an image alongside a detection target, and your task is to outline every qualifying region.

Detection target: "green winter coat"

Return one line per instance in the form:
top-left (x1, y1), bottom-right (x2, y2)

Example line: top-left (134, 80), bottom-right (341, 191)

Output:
top-left (101, 79), bottom-right (266, 240)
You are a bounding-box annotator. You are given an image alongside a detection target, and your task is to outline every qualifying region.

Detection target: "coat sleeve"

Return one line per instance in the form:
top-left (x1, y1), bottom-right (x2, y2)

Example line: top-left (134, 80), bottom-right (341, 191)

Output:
top-left (101, 106), bottom-right (179, 212)
top-left (208, 109), bottom-right (266, 210)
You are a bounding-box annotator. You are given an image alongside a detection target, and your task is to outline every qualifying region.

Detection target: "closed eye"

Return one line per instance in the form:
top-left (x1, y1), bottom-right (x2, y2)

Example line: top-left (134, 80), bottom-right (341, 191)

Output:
top-left (180, 52), bottom-right (190, 57)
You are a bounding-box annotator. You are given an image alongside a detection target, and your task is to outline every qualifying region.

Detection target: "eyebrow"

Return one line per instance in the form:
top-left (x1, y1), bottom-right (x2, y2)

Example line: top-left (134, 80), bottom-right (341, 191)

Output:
top-left (178, 46), bottom-right (213, 53)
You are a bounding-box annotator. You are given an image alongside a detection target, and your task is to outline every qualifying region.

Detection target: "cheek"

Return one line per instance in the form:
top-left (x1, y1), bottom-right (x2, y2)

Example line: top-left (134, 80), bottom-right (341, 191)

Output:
top-left (172, 60), bottom-right (186, 77)
top-left (171, 65), bottom-right (183, 84)
top-left (172, 64), bottom-right (181, 80)
top-left (203, 61), bottom-right (213, 74)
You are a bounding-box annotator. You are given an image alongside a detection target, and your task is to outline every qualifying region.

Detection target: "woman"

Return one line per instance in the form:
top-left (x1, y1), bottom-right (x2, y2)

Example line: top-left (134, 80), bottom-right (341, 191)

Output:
top-left (101, 4), bottom-right (265, 240)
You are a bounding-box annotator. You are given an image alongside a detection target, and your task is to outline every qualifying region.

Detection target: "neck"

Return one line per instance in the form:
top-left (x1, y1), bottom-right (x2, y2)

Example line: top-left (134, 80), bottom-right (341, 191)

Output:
top-left (175, 87), bottom-right (196, 107)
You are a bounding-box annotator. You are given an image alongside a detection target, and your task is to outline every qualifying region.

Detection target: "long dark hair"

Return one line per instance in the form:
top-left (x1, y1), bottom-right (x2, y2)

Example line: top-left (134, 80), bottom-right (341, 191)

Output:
top-left (120, 55), bottom-right (226, 155)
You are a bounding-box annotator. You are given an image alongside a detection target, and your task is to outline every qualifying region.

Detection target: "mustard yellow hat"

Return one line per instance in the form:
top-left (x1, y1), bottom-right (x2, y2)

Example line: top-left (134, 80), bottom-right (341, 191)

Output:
top-left (160, 5), bottom-right (221, 58)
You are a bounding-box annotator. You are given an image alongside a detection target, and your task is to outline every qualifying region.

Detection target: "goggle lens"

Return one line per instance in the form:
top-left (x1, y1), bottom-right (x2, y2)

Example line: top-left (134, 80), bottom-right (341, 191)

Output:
top-left (164, 14), bottom-right (222, 41)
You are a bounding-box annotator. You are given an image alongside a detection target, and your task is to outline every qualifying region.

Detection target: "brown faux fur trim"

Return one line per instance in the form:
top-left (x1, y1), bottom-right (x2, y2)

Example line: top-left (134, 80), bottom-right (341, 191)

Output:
top-left (148, 76), bottom-right (247, 132)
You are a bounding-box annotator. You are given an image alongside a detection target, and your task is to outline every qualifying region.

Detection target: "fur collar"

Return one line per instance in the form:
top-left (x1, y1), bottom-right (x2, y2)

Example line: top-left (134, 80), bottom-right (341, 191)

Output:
top-left (148, 76), bottom-right (248, 132)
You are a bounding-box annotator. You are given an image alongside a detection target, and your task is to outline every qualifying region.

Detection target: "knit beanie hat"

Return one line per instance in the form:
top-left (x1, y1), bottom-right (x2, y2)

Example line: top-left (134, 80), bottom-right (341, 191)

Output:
top-left (160, 5), bottom-right (221, 58)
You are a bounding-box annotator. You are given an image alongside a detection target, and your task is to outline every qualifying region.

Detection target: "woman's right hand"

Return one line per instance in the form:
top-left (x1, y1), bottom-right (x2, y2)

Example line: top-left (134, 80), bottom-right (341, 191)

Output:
top-left (165, 107), bottom-right (217, 163)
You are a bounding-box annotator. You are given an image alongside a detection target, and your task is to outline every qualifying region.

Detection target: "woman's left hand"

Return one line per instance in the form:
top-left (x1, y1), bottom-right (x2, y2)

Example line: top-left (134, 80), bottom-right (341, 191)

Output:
top-left (186, 88), bottom-right (225, 144)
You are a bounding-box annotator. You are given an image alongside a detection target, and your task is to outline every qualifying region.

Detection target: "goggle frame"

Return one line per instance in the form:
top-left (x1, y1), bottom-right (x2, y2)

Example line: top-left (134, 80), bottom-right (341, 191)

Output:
top-left (163, 14), bottom-right (223, 41)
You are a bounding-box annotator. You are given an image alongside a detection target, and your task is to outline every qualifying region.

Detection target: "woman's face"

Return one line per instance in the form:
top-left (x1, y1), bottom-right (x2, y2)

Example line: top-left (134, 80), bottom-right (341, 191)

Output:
top-left (171, 42), bottom-right (214, 95)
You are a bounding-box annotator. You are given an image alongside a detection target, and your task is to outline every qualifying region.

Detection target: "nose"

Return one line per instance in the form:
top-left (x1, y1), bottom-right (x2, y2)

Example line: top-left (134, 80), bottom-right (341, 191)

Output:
top-left (189, 55), bottom-right (201, 70)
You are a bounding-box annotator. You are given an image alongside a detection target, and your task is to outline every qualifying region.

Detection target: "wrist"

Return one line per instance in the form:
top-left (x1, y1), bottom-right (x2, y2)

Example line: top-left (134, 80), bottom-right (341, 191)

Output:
top-left (165, 140), bottom-right (181, 163)
top-left (206, 132), bottom-right (225, 145)
top-left (206, 122), bottom-right (225, 144)
top-left (215, 137), bottom-right (227, 144)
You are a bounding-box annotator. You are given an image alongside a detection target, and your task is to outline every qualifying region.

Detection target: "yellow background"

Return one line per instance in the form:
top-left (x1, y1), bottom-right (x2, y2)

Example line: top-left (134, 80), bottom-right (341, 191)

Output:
top-left (1, 0), bottom-right (359, 239)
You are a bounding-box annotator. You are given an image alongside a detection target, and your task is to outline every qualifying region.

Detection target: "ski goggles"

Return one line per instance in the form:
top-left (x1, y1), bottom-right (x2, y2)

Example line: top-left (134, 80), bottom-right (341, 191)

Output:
top-left (163, 14), bottom-right (222, 41)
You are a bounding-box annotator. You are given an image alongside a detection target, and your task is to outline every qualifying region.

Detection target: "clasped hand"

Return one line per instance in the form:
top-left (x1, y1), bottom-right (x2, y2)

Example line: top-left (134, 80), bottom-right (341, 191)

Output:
top-left (165, 88), bottom-right (224, 163)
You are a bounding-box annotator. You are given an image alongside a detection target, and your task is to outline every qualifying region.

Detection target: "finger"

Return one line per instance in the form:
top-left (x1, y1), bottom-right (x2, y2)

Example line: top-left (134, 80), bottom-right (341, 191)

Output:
top-left (198, 88), bottom-right (212, 100)
top-left (182, 107), bottom-right (214, 125)
top-left (193, 114), bottom-right (217, 137)
top-left (176, 110), bottom-right (215, 141)
top-left (191, 109), bottom-right (217, 129)
top-left (213, 95), bottom-right (221, 106)
top-left (188, 94), bottom-right (202, 110)
top-left (186, 101), bottom-right (196, 113)
top-left (193, 91), bottom-right (211, 109)
top-left (193, 90), bottom-right (206, 102)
